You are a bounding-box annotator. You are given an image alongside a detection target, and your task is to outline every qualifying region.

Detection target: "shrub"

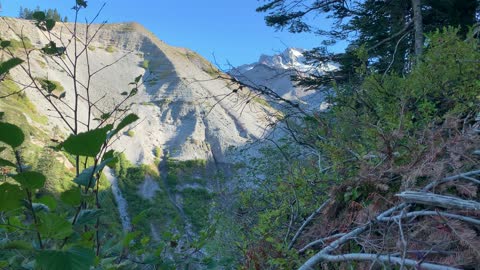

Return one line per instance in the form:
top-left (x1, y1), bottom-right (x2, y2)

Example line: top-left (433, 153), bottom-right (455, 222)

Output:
top-left (9, 37), bottom-right (33, 51)
top-left (142, 59), bottom-right (149, 69)
top-left (105, 45), bottom-right (115, 53)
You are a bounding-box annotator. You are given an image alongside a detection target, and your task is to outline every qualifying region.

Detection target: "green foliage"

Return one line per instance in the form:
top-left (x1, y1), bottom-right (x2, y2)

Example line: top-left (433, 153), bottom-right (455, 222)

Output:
top-left (258, 0), bottom-right (479, 76)
top-left (234, 27), bottom-right (480, 269)
top-left (0, 78), bottom-right (47, 124)
top-left (41, 41), bottom-right (66, 56)
top-left (0, 58), bottom-right (23, 77)
top-left (74, 209), bottom-right (104, 226)
top-left (154, 146), bottom-right (162, 158)
top-left (105, 45), bottom-right (116, 53)
top-left (142, 59), bottom-right (149, 69)
top-left (0, 122), bottom-right (25, 148)
top-left (0, 183), bottom-right (23, 211)
top-left (37, 78), bottom-right (65, 96)
top-left (112, 113), bottom-right (139, 137)
top-left (19, 6), bottom-right (66, 22)
top-left (252, 96), bottom-right (271, 108)
top-left (11, 171), bottom-right (46, 189)
top-left (32, 11), bottom-right (56, 31)
top-left (181, 188), bottom-right (213, 232)
top-left (73, 158), bottom-right (115, 187)
top-left (38, 213), bottom-right (74, 239)
top-left (62, 125), bottom-right (112, 157)
top-left (35, 246), bottom-right (95, 270)
top-left (0, 158), bottom-right (15, 167)
top-left (60, 187), bottom-right (82, 206)
top-left (8, 37), bottom-right (33, 51)
top-left (0, 3), bottom-right (157, 269)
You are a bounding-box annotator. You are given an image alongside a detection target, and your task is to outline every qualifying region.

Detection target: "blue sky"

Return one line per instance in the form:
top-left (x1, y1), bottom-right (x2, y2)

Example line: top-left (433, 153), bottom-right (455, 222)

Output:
top-left (1, 0), bottom-right (343, 68)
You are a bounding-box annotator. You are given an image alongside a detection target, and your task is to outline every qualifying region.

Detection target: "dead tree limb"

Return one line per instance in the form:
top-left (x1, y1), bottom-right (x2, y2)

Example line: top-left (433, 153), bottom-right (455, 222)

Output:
top-left (318, 253), bottom-right (460, 270)
top-left (298, 170), bottom-right (480, 270)
top-left (288, 199), bottom-right (331, 249)
top-left (299, 233), bottom-right (346, 253)
top-left (379, 210), bottom-right (480, 226)
top-left (396, 191), bottom-right (480, 211)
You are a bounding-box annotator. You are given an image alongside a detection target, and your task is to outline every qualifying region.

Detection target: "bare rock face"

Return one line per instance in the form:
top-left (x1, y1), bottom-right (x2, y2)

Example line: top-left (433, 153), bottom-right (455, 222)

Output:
top-left (1, 18), bottom-right (271, 165)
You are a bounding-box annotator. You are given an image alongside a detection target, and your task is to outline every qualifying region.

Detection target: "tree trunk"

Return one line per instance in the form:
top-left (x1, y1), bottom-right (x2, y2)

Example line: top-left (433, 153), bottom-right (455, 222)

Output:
top-left (411, 0), bottom-right (424, 59)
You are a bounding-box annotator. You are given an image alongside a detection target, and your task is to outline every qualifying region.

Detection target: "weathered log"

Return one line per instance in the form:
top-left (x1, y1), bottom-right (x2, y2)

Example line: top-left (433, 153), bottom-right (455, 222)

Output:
top-left (396, 191), bottom-right (480, 211)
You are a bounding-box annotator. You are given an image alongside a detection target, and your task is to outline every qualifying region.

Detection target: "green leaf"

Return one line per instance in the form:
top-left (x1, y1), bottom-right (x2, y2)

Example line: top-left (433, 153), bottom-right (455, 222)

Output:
top-left (36, 195), bottom-right (57, 211)
top-left (111, 114), bottom-right (139, 137)
top-left (74, 209), bottom-right (104, 226)
top-left (122, 231), bottom-right (140, 248)
top-left (73, 157), bottom-right (113, 187)
top-left (36, 246), bottom-right (95, 270)
top-left (41, 41), bottom-right (65, 56)
top-left (45, 19), bottom-right (56, 31)
top-left (32, 11), bottom-right (46, 21)
top-left (0, 240), bottom-right (32, 251)
top-left (0, 58), bottom-right (23, 77)
top-left (0, 122), bottom-right (24, 148)
top-left (76, 0), bottom-right (88, 8)
top-left (1, 216), bottom-right (23, 233)
top-left (0, 146), bottom-right (7, 153)
top-left (38, 213), bottom-right (73, 239)
top-left (63, 125), bottom-right (112, 157)
top-left (100, 113), bottom-right (110, 120)
top-left (0, 40), bottom-right (11, 48)
top-left (134, 74), bottom-right (142, 83)
top-left (12, 171), bottom-right (46, 190)
top-left (129, 87), bottom-right (138, 97)
top-left (132, 209), bottom-right (149, 225)
top-left (102, 150), bottom-right (118, 166)
top-left (0, 183), bottom-right (23, 211)
top-left (120, 91), bottom-right (128, 96)
top-left (38, 78), bottom-right (57, 93)
top-left (73, 166), bottom-right (95, 187)
top-left (60, 187), bottom-right (81, 206)
top-left (0, 158), bottom-right (15, 167)
top-left (102, 150), bottom-right (114, 162)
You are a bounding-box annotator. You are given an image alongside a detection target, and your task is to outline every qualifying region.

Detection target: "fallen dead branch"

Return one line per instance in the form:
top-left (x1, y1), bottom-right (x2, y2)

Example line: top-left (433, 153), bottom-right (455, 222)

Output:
top-left (396, 191), bottom-right (480, 211)
top-left (297, 170), bottom-right (480, 270)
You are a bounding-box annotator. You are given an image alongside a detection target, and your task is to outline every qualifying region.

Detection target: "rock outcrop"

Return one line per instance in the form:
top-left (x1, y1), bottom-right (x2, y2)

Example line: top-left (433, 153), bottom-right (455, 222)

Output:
top-left (0, 18), bottom-right (271, 165)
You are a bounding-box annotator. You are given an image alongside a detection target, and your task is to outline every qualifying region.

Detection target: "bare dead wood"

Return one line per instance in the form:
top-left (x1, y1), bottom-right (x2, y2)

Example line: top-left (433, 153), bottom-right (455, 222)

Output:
top-left (298, 233), bottom-right (346, 253)
top-left (396, 191), bottom-right (480, 211)
top-left (317, 253), bottom-right (460, 270)
top-left (288, 199), bottom-right (331, 249)
top-left (298, 170), bottom-right (480, 270)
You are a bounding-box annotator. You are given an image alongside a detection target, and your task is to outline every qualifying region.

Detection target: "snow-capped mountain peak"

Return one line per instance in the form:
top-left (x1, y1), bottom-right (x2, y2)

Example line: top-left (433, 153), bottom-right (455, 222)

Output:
top-left (230, 48), bottom-right (336, 112)
top-left (254, 48), bottom-right (306, 70)
top-left (234, 48), bottom-right (337, 75)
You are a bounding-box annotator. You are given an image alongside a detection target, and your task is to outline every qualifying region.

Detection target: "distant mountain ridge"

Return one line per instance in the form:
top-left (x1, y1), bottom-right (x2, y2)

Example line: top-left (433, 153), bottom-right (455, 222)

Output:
top-left (230, 48), bottom-right (335, 111)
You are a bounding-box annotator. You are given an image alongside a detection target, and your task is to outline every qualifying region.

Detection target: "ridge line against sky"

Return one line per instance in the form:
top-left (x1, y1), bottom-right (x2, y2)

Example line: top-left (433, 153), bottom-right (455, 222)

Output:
top-left (1, 0), bottom-right (345, 69)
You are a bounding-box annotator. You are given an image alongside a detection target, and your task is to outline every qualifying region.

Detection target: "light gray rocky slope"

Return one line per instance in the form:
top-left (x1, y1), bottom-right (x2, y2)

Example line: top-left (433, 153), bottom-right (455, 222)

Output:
top-left (0, 18), bottom-right (272, 165)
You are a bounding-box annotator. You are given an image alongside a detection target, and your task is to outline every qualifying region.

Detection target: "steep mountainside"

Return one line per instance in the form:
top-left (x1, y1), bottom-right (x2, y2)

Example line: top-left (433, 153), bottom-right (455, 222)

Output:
top-left (0, 18), bottom-right (274, 264)
top-left (0, 18), bottom-right (271, 165)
